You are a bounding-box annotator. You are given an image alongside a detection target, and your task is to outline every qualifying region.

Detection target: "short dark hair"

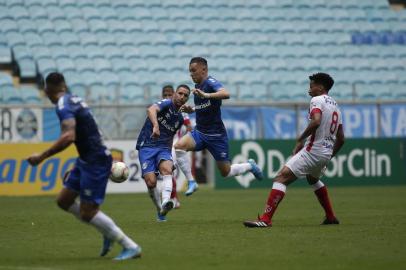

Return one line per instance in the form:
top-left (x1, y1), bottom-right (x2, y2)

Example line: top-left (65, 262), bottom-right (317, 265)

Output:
top-left (309, 73), bottom-right (334, 92)
top-left (162, 84), bottom-right (174, 93)
top-left (190, 57), bottom-right (208, 68)
top-left (176, 84), bottom-right (191, 93)
top-left (45, 72), bottom-right (65, 86)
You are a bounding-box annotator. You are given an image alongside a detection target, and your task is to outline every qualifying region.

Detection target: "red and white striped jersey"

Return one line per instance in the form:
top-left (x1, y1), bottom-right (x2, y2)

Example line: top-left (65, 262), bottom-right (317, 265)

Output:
top-left (304, 95), bottom-right (342, 158)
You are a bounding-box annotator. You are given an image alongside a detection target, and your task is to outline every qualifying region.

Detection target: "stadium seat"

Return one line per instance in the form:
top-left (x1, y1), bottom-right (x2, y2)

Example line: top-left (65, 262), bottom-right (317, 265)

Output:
top-left (18, 58), bottom-right (37, 78)
top-left (2, 87), bottom-right (24, 104)
top-left (119, 85), bottom-right (145, 104)
top-left (0, 45), bottom-right (11, 64)
top-left (20, 86), bottom-right (42, 104)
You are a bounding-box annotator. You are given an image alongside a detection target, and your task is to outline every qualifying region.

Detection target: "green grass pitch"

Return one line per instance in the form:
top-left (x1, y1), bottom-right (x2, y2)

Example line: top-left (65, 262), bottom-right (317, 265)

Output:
top-left (0, 186), bottom-right (405, 270)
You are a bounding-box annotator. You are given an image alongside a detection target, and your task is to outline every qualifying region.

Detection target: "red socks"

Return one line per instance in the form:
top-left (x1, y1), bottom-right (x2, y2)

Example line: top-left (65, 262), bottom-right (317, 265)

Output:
top-left (260, 183), bottom-right (286, 224)
top-left (170, 177), bottom-right (177, 199)
top-left (313, 182), bottom-right (336, 220)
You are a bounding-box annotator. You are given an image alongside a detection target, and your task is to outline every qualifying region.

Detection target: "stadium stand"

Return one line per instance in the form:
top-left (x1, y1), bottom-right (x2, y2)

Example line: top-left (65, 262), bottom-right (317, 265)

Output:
top-left (0, 0), bottom-right (405, 105)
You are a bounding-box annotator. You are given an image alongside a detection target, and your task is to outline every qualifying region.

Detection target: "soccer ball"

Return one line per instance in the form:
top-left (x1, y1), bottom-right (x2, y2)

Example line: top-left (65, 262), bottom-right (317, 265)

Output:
top-left (110, 162), bottom-right (130, 183)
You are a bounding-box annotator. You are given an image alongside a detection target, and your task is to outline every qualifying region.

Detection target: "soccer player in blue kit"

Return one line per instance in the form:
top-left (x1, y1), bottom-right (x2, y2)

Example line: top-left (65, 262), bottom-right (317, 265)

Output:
top-left (137, 85), bottom-right (190, 220)
top-left (175, 57), bottom-right (263, 193)
top-left (27, 72), bottom-right (141, 261)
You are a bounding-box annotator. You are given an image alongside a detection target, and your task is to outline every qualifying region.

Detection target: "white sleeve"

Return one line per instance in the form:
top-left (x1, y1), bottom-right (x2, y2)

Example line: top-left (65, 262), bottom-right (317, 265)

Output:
top-left (309, 97), bottom-right (323, 114)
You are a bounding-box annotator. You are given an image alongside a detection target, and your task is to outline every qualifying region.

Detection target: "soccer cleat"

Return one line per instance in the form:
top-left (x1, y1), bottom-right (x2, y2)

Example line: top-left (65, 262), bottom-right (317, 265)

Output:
top-left (243, 214), bottom-right (271, 228)
top-left (248, 159), bottom-right (263, 180)
top-left (100, 236), bottom-right (113, 257)
top-left (243, 220), bottom-right (272, 228)
top-left (160, 199), bottom-right (174, 216)
top-left (321, 217), bottom-right (340, 225)
top-left (157, 212), bottom-right (167, 222)
top-left (113, 246), bottom-right (142, 261)
top-left (185, 180), bottom-right (198, 196)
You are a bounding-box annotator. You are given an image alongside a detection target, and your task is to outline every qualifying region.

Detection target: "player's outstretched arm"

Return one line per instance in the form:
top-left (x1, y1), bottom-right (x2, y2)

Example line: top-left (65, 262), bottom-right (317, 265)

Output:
top-left (27, 118), bottom-right (76, 166)
top-left (332, 125), bottom-right (345, 157)
top-left (193, 88), bottom-right (230, 100)
top-left (147, 104), bottom-right (161, 139)
top-left (293, 111), bottom-right (322, 154)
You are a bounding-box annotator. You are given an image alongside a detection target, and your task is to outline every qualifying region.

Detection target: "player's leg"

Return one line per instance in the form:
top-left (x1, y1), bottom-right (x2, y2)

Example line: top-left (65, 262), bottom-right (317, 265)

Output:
top-left (143, 172), bottom-right (161, 213)
top-left (174, 131), bottom-right (201, 196)
top-left (244, 150), bottom-right (311, 228)
top-left (171, 147), bottom-right (180, 208)
top-left (79, 159), bottom-right (141, 260)
top-left (243, 166), bottom-right (296, 228)
top-left (158, 157), bottom-right (175, 216)
top-left (207, 135), bottom-right (263, 180)
top-left (307, 175), bottom-right (339, 225)
top-left (56, 166), bottom-right (81, 219)
top-left (139, 147), bottom-right (163, 219)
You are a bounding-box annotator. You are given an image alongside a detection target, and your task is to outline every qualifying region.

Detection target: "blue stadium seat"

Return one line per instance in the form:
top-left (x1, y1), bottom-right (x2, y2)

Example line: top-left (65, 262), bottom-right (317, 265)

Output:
top-left (0, 72), bottom-right (14, 88)
top-left (251, 83), bottom-right (269, 100)
top-left (11, 45), bottom-right (31, 61)
top-left (53, 19), bottom-right (73, 33)
top-left (18, 58), bottom-right (37, 78)
top-left (20, 87), bottom-right (42, 104)
top-left (0, 45), bottom-right (11, 64)
top-left (46, 6), bottom-right (66, 21)
top-left (93, 58), bottom-right (112, 72)
top-left (10, 6), bottom-right (30, 20)
top-left (87, 19), bottom-right (108, 33)
top-left (42, 32), bottom-right (62, 47)
top-left (66, 45), bottom-right (86, 59)
top-left (119, 45), bottom-right (139, 60)
top-left (391, 83), bottom-right (406, 100)
top-left (83, 45), bottom-right (104, 59)
top-left (70, 18), bottom-right (89, 33)
top-left (60, 32), bottom-right (80, 46)
top-left (63, 6), bottom-right (82, 20)
top-left (119, 85), bottom-right (145, 104)
top-left (110, 57), bottom-right (131, 73)
top-left (6, 32), bottom-right (25, 47)
top-left (30, 45), bottom-right (51, 60)
top-left (56, 58), bottom-right (75, 73)
top-left (59, 0), bottom-right (77, 8)
top-left (74, 58), bottom-right (94, 73)
top-left (17, 18), bottom-right (36, 33)
top-left (23, 32), bottom-right (42, 48)
top-left (331, 82), bottom-right (354, 101)
top-left (1, 18), bottom-right (19, 33)
top-left (2, 87), bottom-right (24, 104)
top-left (50, 45), bottom-right (69, 59)
top-left (270, 84), bottom-right (291, 101)
top-left (37, 58), bottom-right (57, 76)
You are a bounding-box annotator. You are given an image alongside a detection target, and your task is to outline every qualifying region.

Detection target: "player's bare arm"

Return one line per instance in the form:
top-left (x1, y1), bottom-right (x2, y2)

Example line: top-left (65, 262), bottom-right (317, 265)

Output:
top-left (147, 104), bottom-right (161, 139)
top-left (27, 118), bottom-right (76, 166)
top-left (293, 111), bottom-right (322, 154)
top-left (332, 124), bottom-right (345, 157)
top-left (193, 88), bottom-right (230, 99)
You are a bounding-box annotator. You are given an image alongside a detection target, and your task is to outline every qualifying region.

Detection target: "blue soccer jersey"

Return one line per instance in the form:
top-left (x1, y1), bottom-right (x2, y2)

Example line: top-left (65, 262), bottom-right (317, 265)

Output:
top-left (194, 76), bottom-right (226, 135)
top-left (136, 99), bottom-right (184, 150)
top-left (56, 94), bottom-right (110, 164)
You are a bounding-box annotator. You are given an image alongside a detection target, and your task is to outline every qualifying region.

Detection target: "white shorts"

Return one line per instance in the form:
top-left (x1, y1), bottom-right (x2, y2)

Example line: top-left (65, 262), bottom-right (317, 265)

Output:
top-left (285, 149), bottom-right (330, 179)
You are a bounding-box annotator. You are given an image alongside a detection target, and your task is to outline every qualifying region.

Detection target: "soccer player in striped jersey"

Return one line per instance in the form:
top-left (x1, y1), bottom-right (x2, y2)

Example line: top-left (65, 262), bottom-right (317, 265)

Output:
top-left (244, 73), bottom-right (345, 228)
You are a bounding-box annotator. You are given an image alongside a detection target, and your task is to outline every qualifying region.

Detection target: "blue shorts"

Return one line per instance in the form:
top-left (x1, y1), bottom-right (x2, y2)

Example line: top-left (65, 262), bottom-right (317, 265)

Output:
top-left (138, 146), bottom-right (173, 177)
top-left (64, 157), bottom-right (112, 205)
top-left (189, 129), bottom-right (230, 161)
